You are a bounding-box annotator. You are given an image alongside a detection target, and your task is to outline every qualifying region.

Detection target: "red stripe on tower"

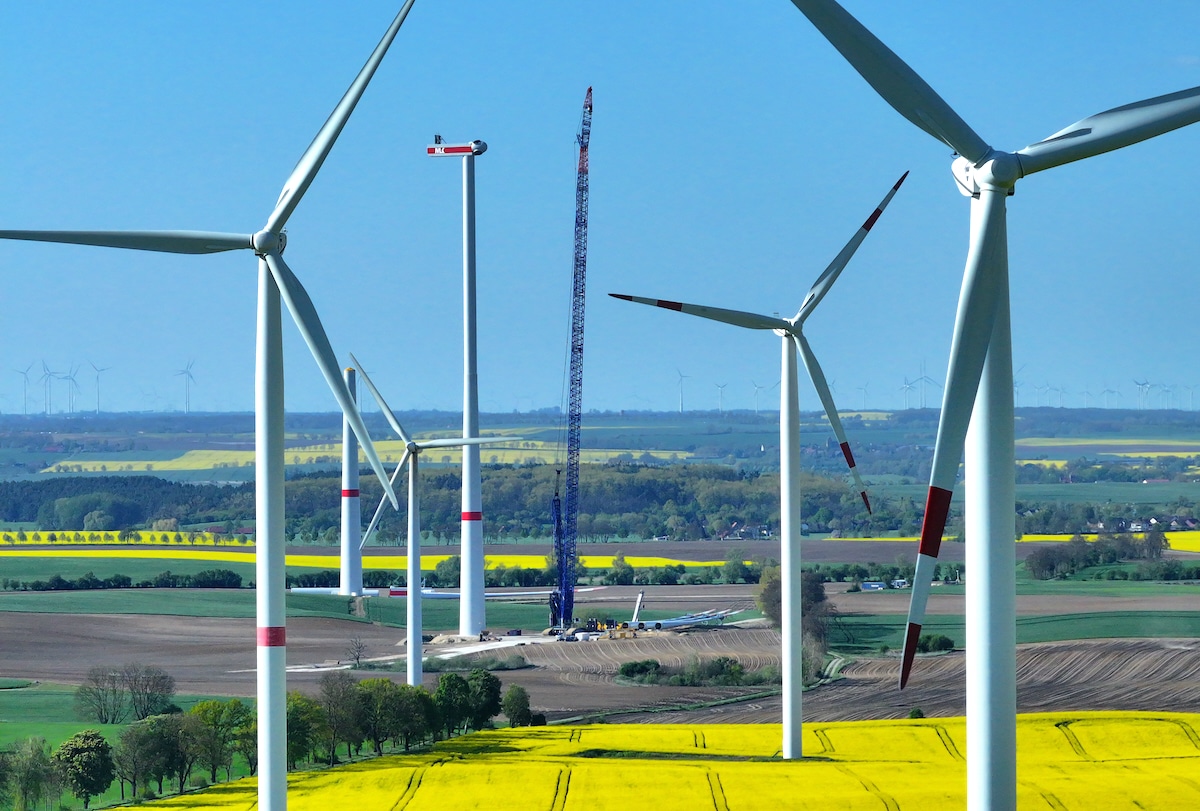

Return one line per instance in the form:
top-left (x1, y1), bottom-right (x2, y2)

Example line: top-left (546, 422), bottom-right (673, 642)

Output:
top-left (341, 489), bottom-right (359, 498)
top-left (426, 144), bottom-right (475, 155)
top-left (462, 511), bottom-right (483, 521)
top-left (257, 627), bottom-right (286, 647)
top-left (918, 487), bottom-right (954, 558)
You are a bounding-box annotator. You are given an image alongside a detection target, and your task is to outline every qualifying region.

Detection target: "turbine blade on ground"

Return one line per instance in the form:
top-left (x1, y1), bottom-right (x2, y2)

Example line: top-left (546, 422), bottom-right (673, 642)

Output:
top-left (360, 447), bottom-right (411, 550)
top-left (793, 333), bottom-right (870, 513)
top-left (0, 230), bottom-right (251, 254)
top-left (349, 352), bottom-right (414, 446)
top-left (1016, 85), bottom-right (1200, 176)
top-left (794, 171), bottom-right (908, 324)
top-left (787, 0), bottom-right (991, 163)
top-left (266, 0), bottom-right (418, 233)
top-left (609, 294), bottom-right (788, 331)
top-left (901, 190), bottom-right (1010, 689)
top-left (263, 253), bottom-right (397, 510)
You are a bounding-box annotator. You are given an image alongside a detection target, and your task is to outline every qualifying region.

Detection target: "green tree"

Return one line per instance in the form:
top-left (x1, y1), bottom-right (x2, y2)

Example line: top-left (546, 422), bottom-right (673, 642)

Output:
top-left (233, 717), bottom-right (258, 776)
top-left (9, 737), bottom-right (54, 811)
top-left (318, 671), bottom-right (363, 764)
top-left (122, 663), bottom-right (176, 720)
top-left (722, 548), bottom-right (750, 584)
top-left (114, 720), bottom-right (162, 801)
top-left (357, 678), bottom-right (401, 756)
top-left (394, 685), bottom-right (434, 751)
top-left (285, 692), bottom-right (326, 770)
top-left (465, 669), bottom-right (503, 731)
top-left (501, 685), bottom-right (532, 727)
top-left (52, 730), bottom-right (115, 810)
top-left (189, 699), bottom-right (251, 782)
top-left (433, 674), bottom-right (472, 737)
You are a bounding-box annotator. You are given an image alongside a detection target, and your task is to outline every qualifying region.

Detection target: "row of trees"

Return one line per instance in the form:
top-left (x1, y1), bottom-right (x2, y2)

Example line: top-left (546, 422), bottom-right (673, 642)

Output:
top-left (2, 568), bottom-right (242, 593)
top-left (1023, 532), bottom-right (1169, 579)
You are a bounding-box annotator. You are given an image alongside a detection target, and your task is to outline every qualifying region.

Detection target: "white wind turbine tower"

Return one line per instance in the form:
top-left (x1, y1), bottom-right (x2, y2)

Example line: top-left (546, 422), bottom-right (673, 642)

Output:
top-left (15, 364), bottom-right (32, 417)
top-left (351, 354), bottom-right (514, 688)
top-left (675, 369), bottom-right (690, 414)
top-left (39, 362), bottom-right (56, 415)
top-left (0, 4), bottom-right (416, 808)
top-left (612, 171), bottom-right (905, 759)
top-left (176, 361), bottom-right (196, 414)
top-left (789, 2), bottom-right (1200, 808)
top-left (89, 362), bottom-right (111, 415)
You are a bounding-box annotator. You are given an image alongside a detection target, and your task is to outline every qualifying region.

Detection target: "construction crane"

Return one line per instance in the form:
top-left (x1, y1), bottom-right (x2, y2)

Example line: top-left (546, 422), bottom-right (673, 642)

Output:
top-left (550, 87), bottom-right (592, 630)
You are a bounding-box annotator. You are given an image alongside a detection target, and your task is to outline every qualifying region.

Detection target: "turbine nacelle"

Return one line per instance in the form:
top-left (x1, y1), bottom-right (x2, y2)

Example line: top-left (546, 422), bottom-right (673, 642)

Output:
top-left (251, 230), bottom-right (286, 256)
top-left (951, 152), bottom-right (1021, 198)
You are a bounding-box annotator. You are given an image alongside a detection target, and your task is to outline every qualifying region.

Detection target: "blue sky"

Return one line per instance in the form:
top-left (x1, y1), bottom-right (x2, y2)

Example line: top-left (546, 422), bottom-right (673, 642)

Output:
top-left (2, 1), bottom-right (1199, 416)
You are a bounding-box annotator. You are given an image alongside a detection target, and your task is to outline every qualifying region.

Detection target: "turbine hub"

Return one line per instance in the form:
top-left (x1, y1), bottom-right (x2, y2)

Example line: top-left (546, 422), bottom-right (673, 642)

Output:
top-left (251, 230), bottom-right (286, 256)
top-left (951, 152), bottom-right (1020, 197)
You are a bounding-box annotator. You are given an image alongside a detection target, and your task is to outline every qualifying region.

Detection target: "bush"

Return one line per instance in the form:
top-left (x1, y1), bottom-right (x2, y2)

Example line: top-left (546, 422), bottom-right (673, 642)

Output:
top-left (618, 660), bottom-right (661, 679)
top-left (908, 707), bottom-right (925, 719)
top-left (916, 634), bottom-right (955, 653)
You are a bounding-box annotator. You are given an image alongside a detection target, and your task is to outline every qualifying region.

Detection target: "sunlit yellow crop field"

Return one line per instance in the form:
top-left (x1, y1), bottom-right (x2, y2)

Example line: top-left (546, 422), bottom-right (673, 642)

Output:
top-left (41, 440), bottom-right (692, 474)
top-left (143, 713), bottom-right (1200, 810)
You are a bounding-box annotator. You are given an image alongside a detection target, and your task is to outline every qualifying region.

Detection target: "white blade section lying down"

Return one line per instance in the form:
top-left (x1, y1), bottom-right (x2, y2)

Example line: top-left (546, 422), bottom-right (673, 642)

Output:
top-left (608, 294), bottom-right (789, 331)
top-left (794, 171), bottom-right (908, 325)
top-left (1016, 85), bottom-right (1200, 176)
top-left (262, 253), bottom-right (397, 509)
top-left (349, 353), bottom-right (414, 446)
top-left (0, 230), bottom-right (251, 254)
top-left (787, 0), bottom-right (991, 163)
top-left (793, 333), bottom-right (870, 513)
top-left (266, 0), bottom-right (419, 234)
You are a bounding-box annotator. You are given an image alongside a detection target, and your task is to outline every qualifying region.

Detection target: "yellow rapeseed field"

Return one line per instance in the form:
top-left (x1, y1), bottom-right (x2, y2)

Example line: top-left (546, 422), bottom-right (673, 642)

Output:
top-left (142, 712), bottom-right (1200, 810)
top-left (41, 440), bottom-right (692, 474)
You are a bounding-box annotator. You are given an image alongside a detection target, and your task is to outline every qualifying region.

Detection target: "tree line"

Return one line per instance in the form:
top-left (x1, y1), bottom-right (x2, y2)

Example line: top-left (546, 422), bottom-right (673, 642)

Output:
top-left (1, 569), bottom-right (242, 593)
top-left (0, 665), bottom-right (540, 807)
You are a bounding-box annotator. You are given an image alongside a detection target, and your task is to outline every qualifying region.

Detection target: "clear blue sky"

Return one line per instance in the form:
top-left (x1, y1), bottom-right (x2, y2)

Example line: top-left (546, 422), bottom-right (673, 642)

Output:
top-left (2, 2), bottom-right (1198, 415)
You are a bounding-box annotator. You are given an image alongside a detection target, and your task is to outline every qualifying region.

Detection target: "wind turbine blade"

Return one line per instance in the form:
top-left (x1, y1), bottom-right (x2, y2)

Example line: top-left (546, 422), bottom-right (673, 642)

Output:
top-left (349, 353), bottom-right (414, 446)
top-left (417, 436), bottom-right (515, 449)
top-left (609, 294), bottom-right (788, 331)
top-left (0, 230), bottom-right (251, 254)
top-left (1016, 85), bottom-right (1200, 176)
top-left (262, 253), bottom-right (397, 509)
top-left (793, 333), bottom-right (870, 513)
top-left (795, 171), bottom-right (908, 324)
top-left (787, 0), bottom-right (991, 163)
top-left (360, 447), bottom-right (411, 550)
top-left (900, 190), bottom-right (1009, 689)
top-left (266, 0), bottom-right (417, 233)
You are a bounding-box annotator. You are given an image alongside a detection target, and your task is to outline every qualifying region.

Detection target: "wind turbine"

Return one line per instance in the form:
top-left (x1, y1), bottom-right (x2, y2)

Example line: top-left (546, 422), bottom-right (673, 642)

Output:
top-left (715, 382), bottom-right (727, 414)
top-left (176, 361), bottom-right (196, 414)
top-left (856, 383), bottom-right (868, 410)
top-left (39, 362), bottom-right (56, 415)
top-left (675, 369), bottom-right (690, 414)
top-left (751, 380), bottom-right (769, 415)
top-left (64, 366), bottom-right (81, 415)
top-left (612, 171), bottom-right (904, 759)
top-left (788, 1), bottom-right (1200, 807)
top-left (899, 377), bottom-right (914, 410)
top-left (14, 364), bottom-right (32, 417)
top-left (89, 362), bottom-right (111, 415)
top-left (0, 4), bottom-right (415, 808)
top-left (351, 353), bottom-right (514, 688)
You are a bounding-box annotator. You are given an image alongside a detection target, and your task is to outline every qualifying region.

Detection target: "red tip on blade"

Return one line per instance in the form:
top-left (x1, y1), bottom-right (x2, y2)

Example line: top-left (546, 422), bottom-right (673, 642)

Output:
top-left (839, 441), bottom-right (856, 468)
top-left (900, 622), bottom-right (922, 688)
top-left (895, 170), bottom-right (910, 189)
top-left (860, 490), bottom-right (872, 514)
top-left (918, 486), bottom-right (954, 559)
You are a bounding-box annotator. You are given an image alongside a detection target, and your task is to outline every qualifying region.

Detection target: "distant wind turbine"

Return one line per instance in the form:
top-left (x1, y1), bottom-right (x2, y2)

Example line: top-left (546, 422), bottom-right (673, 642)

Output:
top-left (715, 382), bottom-right (727, 414)
top-left (675, 369), bottom-right (689, 414)
top-left (14, 364), bottom-right (32, 417)
top-left (176, 361), bottom-right (196, 414)
top-left (90, 362), bottom-right (111, 414)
